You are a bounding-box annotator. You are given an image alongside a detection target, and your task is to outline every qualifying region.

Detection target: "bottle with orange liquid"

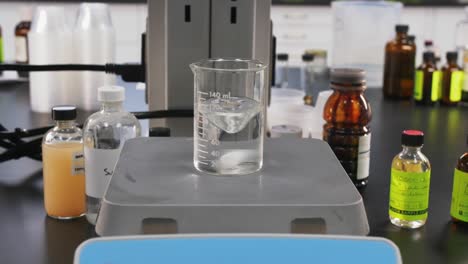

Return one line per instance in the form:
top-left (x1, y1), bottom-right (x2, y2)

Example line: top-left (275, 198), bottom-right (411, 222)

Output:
top-left (42, 106), bottom-right (85, 219)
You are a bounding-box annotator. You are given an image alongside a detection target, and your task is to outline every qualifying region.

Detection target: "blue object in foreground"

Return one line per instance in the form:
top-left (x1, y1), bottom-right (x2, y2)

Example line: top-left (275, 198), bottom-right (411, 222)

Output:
top-left (75, 235), bottom-right (401, 264)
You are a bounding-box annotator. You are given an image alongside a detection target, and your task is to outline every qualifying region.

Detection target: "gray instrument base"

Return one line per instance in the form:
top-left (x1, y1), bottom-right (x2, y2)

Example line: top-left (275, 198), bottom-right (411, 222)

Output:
top-left (96, 138), bottom-right (369, 236)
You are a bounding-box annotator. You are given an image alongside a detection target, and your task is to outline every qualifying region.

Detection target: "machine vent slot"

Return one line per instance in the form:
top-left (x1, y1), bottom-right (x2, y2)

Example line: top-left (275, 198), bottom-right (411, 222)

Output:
top-left (230, 7), bottom-right (237, 24)
top-left (185, 5), bottom-right (191, 22)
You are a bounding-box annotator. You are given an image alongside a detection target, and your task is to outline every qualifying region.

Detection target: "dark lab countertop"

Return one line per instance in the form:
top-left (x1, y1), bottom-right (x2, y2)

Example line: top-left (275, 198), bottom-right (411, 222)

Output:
top-left (1, 82), bottom-right (468, 263)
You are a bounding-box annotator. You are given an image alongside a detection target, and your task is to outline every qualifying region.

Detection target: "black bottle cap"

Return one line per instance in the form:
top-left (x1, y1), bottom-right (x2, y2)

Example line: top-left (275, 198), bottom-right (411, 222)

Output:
top-left (277, 53), bottom-right (289, 61)
top-left (424, 40), bottom-right (433, 46)
top-left (302, 53), bottom-right (314, 62)
top-left (446, 51), bottom-right (458, 62)
top-left (402, 130), bottom-right (424, 147)
top-left (149, 127), bottom-right (171, 137)
top-left (395, 24), bottom-right (409, 33)
top-left (408, 35), bottom-right (415, 43)
top-left (51, 105), bottom-right (77, 121)
top-left (423, 51), bottom-right (435, 62)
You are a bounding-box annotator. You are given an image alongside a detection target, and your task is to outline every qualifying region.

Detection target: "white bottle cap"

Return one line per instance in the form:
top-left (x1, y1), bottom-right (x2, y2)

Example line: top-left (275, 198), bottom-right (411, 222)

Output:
top-left (98, 86), bottom-right (125, 102)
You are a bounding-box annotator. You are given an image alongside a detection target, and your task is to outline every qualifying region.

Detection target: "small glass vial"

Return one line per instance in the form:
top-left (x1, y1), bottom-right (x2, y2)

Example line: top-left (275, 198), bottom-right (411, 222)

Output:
top-left (42, 106), bottom-right (85, 219)
top-left (275, 53), bottom-right (289, 88)
top-left (15, 6), bottom-right (32, 78)
top-left (450, 136), bottom-right (468, 225)
top-left (389, 130), bottom-right (431, 229)
top-left (441, 51), bottom-right (464, 106)
top-left (323, 68), bottom-right (372, 189)
top-left (83, 86), bottom-right (141, 225)
top-left (302, 53), bottom-right (315, 105)
top-left (414, 51), bottom-right (441, 105)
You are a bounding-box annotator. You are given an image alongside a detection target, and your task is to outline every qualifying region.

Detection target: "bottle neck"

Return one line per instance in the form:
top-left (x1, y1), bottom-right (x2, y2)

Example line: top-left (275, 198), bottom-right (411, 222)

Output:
top-left (55, 120), bottom-right (76, 129)
top-left (422, 59), bottom-right (436, 68)
top-left (402, 145), bottom-right (422, 154)
top-left (447, 60), bottom-right (458, 66)
top-left (396, 32), bottom-right (407, 41)
top-left (101, 101), bottom-right (124, 112)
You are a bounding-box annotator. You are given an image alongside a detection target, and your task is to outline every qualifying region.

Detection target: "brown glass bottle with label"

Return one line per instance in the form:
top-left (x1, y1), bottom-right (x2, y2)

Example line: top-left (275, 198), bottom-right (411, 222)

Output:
top-left (414, 52), bottom-right (441, 105)
top-left (15, 18), bottom-right (31, 78)
top-left (323, 68), bottom-right (372, 189)
top-left (450, 136), bottom-right (468, 225)
top-left (383, 25), bottom-right (416, 100)
top-left (441, 52), bottom-right (464, 106)
top-left (0, 25), bottom-right (4, 76)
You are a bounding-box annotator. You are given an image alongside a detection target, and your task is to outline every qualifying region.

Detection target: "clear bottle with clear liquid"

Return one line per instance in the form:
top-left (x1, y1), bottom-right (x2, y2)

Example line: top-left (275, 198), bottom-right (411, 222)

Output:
top-left (83, 86), bottom-right (141, 224)
top-left (455, 7), bottom-right (468, 102)
top-left (275, 53), bottom-right (289, 88)
top-left (389, 130), bottom-right (431, 229)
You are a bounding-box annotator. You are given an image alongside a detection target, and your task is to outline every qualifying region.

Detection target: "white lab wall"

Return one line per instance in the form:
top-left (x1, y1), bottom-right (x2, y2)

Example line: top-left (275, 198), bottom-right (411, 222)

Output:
top-left (273, 6), bottom-right (467, 66)
top-left (0, 3), bottom-right (466, 65)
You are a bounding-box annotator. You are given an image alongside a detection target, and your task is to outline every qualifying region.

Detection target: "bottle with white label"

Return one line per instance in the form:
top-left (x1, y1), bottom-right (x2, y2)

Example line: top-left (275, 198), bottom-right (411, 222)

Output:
top-left (42, 106), bottom-right (85, 219)
top-left (83, 86), bottom-right (141, 224)
top-left (15, 5), bottom-right (32, 78)
top-left (323, 68), bottom-right (372, 189)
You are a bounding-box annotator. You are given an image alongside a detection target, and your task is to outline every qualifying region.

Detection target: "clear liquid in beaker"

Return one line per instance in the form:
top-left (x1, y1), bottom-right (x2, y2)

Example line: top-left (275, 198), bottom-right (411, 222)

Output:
top-left (195, 96), bottom-right (264, 175)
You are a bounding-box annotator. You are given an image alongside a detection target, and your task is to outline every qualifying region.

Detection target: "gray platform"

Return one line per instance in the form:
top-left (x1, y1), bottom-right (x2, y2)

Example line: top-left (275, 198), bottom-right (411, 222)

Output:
top-left (95, 138), bottom-right (369, 236)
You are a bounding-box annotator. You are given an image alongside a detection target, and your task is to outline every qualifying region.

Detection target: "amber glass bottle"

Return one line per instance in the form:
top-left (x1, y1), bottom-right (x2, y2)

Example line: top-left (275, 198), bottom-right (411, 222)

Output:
top-left (15, 17), bottom-right (31, 78)
top-left (323, 68), bottom-right (372, 189)
top-left (414, 52), bottom-right (441, 105)
top-left (441, 52), bottom-right (464, 106)
top-left (450, 136), bottom-right (468, 225)
top-left (383, 25), bottom-right (416, 99)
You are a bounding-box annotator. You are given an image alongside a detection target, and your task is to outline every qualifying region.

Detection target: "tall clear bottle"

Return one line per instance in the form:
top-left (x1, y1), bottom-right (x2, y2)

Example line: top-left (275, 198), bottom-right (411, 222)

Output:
top-left (455, 7), bottom-right (468, 103)
top-left (389, 130), bottom-right (431, 229)
top-left (83, 86), bottom-right (141, 224)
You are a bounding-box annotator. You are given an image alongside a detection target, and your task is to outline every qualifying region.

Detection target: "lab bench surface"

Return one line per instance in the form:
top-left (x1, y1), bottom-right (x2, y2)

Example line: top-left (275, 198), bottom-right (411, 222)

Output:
top-left (1, 82), bottom-right (468, 264)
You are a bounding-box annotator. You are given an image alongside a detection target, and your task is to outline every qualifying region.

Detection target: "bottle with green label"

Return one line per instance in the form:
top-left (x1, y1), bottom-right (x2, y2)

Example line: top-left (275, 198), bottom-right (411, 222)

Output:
top-left (414, 52), bottom-right (441, 105)
top-left (441, 51), bottom-right (464, 106)
top-left (389, 130), bottom-right (431, 229)
top-left (0, 24), bottom-right (4, 76)
top-left (450, 136), bottom-right (468, 225)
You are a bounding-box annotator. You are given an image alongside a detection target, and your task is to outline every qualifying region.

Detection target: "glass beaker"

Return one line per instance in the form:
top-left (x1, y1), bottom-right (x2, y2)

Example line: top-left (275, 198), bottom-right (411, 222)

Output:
top-left (190, 58), bottom-right (267, 175)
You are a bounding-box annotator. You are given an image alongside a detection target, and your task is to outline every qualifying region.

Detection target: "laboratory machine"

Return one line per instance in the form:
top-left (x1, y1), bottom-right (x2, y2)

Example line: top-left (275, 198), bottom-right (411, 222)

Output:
top-left (146, 0), bottom-right (273, 136)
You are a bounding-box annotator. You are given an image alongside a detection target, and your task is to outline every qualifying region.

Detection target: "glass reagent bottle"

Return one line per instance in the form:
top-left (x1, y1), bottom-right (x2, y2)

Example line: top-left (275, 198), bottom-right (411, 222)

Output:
top-left (83, 86), bottom-right (141, 225)
top-left (389, 130), bottom-right (431, 229)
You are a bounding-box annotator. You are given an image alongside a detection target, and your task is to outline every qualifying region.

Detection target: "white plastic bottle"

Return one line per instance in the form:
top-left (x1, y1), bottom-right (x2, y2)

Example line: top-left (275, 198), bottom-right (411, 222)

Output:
top-left (74, 3), bottom-right (116, 111)
top-left (83, 86), bottom-right (141, 224)
top-left (28, 6), bottom-right (75, 112)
